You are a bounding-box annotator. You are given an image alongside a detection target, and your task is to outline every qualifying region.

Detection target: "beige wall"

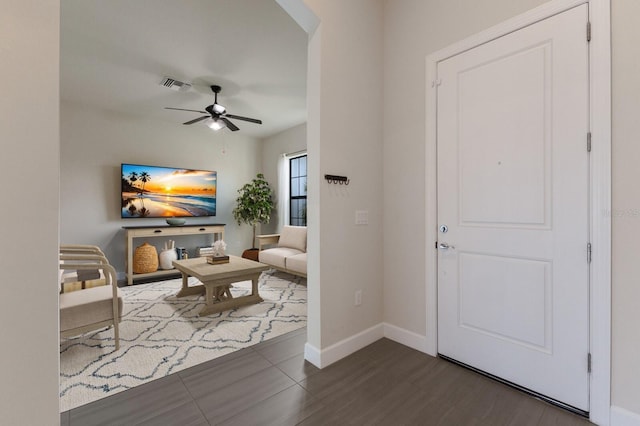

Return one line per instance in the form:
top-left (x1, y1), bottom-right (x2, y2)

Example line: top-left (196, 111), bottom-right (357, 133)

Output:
top-left (0, 1), bottom-right (61, 423)
top-left (260, 123), bottom-right (307, 234)
top-left (304, 0), bottom-right (385, 350)
top-left (611, 0), bottom-right (640, 415)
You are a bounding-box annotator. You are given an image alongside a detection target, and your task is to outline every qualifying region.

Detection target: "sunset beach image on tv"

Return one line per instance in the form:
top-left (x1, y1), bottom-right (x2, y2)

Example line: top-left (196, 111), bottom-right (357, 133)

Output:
top-left (121, 164), bottom-right (216, 218)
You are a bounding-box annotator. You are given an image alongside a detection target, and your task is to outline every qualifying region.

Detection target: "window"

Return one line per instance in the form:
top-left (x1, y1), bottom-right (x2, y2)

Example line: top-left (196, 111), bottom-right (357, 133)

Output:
top-left (289, 155), bottom-right (307, 226)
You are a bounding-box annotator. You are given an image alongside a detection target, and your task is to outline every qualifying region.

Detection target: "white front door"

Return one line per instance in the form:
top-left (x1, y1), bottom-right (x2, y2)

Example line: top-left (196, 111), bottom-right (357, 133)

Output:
top-left (436, 4), bottom-right (590, 411)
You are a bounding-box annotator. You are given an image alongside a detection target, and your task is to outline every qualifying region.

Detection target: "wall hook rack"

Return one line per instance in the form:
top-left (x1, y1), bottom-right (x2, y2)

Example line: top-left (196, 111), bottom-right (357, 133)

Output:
top-left (325, 174), bottom-right (350, 185)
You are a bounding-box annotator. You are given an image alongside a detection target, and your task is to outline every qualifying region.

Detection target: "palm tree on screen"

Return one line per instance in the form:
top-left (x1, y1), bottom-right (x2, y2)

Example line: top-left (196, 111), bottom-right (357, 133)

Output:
top-left (139, 172), bottom-right (151, 194)
top-left (128, 172), bottom-right (139, 189)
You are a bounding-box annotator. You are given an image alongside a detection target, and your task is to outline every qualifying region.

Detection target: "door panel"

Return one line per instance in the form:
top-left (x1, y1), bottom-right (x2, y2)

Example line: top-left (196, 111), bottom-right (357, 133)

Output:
top-left (459, 43), bottom-right (550, 227)
top-left (437, 4), bottom-right (589, 411)
top-left (459, 253), bottom-right (551, 352)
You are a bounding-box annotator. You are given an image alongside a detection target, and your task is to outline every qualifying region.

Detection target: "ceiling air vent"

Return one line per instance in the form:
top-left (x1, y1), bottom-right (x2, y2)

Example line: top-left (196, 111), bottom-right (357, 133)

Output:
top-left (159, 77), bottom-right (192, 92)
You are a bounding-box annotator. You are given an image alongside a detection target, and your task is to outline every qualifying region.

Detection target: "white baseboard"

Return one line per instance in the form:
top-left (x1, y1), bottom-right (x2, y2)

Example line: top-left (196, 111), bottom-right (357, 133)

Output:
top-left (303, 342), bottom-right (322, 368)
top-left (383, 322), bottom-right (429, 353)
top-left (303, 324), bottom-right (384, 369)
top-left (304, 322), bottom-right (435, 369)
top-left (611, 406), bottom-right (640, 426)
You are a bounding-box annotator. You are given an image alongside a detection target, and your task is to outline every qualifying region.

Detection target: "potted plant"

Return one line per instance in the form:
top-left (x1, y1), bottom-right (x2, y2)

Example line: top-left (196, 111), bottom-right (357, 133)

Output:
top-left (233, 173), bottom-right (274, 260)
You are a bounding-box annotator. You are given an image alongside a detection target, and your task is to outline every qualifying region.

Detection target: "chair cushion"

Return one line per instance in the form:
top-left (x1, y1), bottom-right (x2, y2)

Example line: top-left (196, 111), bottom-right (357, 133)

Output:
top-left (285, 253), bottom-right (307, 275)
top-left (278, 226), bottom-right (307, 252)
top-left (259, 247), bottom-right (304, 269)
top-left (60, 286), bottom-right (123, 332)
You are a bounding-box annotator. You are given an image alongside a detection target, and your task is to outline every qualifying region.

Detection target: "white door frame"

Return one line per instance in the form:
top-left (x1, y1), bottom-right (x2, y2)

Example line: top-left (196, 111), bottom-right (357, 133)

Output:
top-left (424, 0), bottom-right (611, 424)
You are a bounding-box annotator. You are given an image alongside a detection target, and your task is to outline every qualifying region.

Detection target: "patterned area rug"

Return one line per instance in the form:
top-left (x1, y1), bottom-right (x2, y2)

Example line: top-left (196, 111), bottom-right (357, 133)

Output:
top-left (59, 271), bottom-right (307, 412)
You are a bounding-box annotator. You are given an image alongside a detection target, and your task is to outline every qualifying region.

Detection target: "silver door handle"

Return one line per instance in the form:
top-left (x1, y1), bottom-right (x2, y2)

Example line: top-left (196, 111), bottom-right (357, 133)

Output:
top-left (438, 242), bottom-right (455, 250)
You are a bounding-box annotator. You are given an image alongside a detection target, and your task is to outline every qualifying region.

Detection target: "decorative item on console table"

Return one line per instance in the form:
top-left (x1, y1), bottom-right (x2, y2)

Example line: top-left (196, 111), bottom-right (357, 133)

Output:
top-left (133, 242), bottom-right (158, 273)
top-left (232, 174), bottom-right (274, 261)
top-left (158, 240), bottom-right (178, 270)
top-left (166, 217), bottom-right (186, 226)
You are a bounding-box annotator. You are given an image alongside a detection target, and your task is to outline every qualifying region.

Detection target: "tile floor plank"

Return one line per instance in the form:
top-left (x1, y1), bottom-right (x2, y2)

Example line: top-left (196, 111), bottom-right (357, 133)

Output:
top-left (253, 331), bottom-right (307, 365)
top-left (68, 374), bottom-right (194, 426)
top-left (219, 384), bottom-right (324, 426)
top-left (60, 411), bottom-right (70, 426)
top-left (179, 349), bottom-right (272, 399)
top-left (193, 366), bottom-right (296, 424)
top-left (135, 401), bottom-right (209, 426)
top-left (274, 352), bottom-right (321, 383)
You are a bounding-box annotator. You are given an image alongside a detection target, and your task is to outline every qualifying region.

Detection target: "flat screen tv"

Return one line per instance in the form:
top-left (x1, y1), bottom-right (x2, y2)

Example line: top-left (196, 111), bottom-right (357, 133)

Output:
top-left (121, 163), bottom-right (216, 218)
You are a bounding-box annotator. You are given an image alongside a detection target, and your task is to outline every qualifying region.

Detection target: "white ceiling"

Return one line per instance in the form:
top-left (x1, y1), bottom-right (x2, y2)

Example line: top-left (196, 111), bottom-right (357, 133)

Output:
top-left (60, 0), bottom-right (308, 138)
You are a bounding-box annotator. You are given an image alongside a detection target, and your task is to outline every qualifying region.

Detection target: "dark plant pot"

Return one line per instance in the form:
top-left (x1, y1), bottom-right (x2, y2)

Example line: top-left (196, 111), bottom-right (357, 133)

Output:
top-left (242, 248), bottom-right (260, 261)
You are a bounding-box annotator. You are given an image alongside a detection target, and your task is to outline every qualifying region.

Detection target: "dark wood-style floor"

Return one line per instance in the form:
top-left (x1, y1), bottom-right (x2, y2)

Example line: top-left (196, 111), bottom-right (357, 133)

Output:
top-left (60, 328), bottom-right (593, 425)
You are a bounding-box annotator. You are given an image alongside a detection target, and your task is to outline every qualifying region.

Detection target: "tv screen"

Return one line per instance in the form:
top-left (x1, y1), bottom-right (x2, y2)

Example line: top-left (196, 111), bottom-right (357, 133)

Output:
top-left (121, 163), bottom-right (216, 218)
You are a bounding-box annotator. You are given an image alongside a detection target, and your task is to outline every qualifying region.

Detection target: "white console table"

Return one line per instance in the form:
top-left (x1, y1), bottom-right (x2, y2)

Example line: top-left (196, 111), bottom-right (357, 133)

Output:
top-left (123, 224), bottom-right (225, 285)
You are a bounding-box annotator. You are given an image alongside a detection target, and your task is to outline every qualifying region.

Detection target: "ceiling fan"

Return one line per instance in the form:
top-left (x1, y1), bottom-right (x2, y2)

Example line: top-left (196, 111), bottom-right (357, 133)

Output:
top-left (165, 85), bottom-right (262, 132)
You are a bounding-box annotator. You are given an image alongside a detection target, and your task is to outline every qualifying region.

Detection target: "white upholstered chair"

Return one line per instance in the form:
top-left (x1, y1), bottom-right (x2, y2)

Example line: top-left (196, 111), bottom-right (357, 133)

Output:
top-left (59, 245), bottom-right (123, 350)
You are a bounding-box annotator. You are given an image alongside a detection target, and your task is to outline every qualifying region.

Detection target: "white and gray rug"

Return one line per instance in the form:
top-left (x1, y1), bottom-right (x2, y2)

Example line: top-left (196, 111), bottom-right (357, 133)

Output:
top-left (59, 271), bottom-right (307, 412)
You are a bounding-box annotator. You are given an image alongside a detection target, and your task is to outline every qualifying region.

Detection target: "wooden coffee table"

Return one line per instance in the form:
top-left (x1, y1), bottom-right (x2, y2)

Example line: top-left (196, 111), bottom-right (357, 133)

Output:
top-left (172, 256), bottom-right (269, 316)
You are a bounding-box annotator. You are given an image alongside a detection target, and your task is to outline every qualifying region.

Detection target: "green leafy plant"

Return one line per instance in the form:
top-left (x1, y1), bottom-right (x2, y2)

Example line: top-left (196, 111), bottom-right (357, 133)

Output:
top-left (233, 173), bottom-right (274, 248)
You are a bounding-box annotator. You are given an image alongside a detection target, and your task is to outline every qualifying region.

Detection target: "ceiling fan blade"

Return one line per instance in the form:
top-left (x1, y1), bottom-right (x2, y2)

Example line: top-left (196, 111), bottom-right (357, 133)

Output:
top-left (165, 107), bottom-right (209, 114)
top-left (225, 114), bottom-right (262, 125)
top-left (221, 117), bottom-right (240, 131)
top-left (183, 116), bottom-right (209, 125)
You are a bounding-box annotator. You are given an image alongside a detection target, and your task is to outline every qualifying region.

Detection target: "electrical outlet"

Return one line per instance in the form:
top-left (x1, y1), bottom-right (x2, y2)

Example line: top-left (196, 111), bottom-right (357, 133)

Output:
top-left (355, 290), bottom-right (362, 306)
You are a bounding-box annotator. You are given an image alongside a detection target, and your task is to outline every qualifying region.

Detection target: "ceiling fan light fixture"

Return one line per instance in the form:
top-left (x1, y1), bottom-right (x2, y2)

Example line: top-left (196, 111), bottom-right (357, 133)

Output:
top-left (165, 84), bottom-right (260, 132)
top-left (212, 104), bottom-right (226, 114)
top-left (205, 117), bottom-right (226, 131)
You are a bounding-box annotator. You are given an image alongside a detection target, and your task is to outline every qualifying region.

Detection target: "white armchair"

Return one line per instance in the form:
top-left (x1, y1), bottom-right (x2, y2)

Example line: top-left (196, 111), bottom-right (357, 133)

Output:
top-left (59, 246), bottom-right (123, 350)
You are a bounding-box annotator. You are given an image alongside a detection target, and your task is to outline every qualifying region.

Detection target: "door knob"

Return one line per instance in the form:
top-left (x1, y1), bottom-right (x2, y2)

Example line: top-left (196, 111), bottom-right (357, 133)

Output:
top-left (438, 242), bottom-right (455, 250)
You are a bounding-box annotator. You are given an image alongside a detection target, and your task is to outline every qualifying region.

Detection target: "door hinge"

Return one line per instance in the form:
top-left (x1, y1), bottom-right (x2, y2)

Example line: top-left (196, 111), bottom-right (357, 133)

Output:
top-left (587, 132), bottom-right (592, 152)
top-left (432, 79), bottom-right (442, 88)
top-left (587, 243), bottom-right (592, 264)
top-left (435, 241), bottom-right (438, 249)
top-left (587, 21), bottom-right (591, 42)
top-left (588, 353), bottom-right (592, 373)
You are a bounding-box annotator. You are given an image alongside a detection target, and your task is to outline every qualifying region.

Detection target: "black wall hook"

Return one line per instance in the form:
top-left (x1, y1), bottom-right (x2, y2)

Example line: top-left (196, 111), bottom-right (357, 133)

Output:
top-left (324, 174), bottom-right (350, 185)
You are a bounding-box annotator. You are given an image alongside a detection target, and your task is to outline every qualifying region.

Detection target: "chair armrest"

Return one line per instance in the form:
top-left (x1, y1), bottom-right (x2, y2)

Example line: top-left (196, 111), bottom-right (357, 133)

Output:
top-left (60, 245), bottom-right (104, 256)
top-left (257, 234), bottom-right (280, 251)
top-left (60, 253), bottom-right (109, 264)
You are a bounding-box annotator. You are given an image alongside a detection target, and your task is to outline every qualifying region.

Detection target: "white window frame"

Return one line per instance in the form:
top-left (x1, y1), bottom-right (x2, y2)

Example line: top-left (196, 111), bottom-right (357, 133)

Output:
top-left (278, 151), bottom-right (307, 229)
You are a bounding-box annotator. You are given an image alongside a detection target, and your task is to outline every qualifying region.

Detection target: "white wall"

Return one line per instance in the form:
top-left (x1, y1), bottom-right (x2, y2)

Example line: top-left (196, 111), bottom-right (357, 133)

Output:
top-left (60, 101), bottom-right (262, 275)
top-left (0, 1), bottom-right (61, 424)
top-left (260, 123), bottom-right (307, 234)
top-left (383, 0), bottom-right (640, 419)
top-left (611, 0), bottom-right (640, 417)
top-left (303, 0), bottom-right (385, 356)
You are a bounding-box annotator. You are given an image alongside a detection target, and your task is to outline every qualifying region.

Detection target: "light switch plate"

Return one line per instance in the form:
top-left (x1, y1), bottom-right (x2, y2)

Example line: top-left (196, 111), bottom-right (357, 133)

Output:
top-left (355, 210), bottom-right (369, 225)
